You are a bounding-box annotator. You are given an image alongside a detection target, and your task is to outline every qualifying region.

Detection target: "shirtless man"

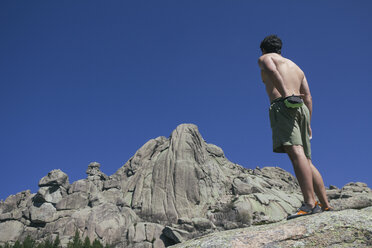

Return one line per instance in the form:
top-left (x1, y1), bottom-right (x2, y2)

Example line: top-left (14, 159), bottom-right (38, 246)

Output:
top-left (258, 35), bottom-right (332, 219)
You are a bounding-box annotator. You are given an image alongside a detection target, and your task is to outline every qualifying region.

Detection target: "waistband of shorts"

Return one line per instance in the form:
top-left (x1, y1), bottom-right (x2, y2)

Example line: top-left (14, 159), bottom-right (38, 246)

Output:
top-left (270, 97), bottom-right (284, 104)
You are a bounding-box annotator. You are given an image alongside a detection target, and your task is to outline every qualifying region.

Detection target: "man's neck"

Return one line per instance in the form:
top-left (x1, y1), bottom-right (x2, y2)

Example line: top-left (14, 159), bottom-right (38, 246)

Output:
top-left (263, 52), bottom-right (281, 56)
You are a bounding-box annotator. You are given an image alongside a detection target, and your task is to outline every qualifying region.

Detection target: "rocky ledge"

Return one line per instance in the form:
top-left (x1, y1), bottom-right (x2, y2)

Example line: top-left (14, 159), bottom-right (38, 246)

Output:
top-left (171, 207), bottom-right (372, 248)
top-left (0, 124), bottom-right (371, 247)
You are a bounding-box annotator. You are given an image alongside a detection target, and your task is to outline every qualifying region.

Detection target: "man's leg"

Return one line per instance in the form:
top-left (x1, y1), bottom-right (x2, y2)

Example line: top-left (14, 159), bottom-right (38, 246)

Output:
top-left (283, 145), bottom-right (316, 207)
top-left (309, 160), bottom-right (331, 209)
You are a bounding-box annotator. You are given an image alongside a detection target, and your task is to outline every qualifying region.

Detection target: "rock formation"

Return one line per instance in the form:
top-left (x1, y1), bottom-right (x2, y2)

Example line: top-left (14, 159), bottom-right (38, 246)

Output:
top-left (171, 207), bottom-right (372, 248)
top-left (0, 124), bottom-right (371, 247)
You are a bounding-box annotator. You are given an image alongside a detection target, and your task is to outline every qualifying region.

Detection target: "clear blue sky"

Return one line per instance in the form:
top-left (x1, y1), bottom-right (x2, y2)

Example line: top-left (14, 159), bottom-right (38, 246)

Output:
top-left (1, 1), bottom-right (371, 200)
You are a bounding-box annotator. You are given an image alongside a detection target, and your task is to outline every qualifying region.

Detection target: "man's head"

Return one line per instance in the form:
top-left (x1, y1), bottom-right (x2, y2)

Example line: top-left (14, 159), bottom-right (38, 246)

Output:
top-left (260, 35), bottom-right (282, 54)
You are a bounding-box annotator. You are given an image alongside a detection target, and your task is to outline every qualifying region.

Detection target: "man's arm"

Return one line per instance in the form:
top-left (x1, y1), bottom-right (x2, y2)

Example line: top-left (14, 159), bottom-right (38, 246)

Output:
top-left (299, 74), bottom-right (312, 119)
top-left (300, 74), bottom-right (313, 139)
top-left (258, 56), bottom-right (290, 97)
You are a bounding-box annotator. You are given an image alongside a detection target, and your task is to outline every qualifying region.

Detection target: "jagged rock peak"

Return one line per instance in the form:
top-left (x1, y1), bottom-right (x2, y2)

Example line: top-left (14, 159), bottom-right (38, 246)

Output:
top-left (86, 162), bottom-right (101, 176)
top-left (169, 123), bottom-right (225, 158)
top-left (38, 169), bottom-right (69, 187)
top-left (86, 162), bottom-right (108, 181)
top-left (169, 123), bottom-right (207, 165)
top-left (171, 123), bottom-right (199, 134)
top-left (169, 123), bottom-right (204, 143)
top-left (111, 123), bottom-right (304, 226)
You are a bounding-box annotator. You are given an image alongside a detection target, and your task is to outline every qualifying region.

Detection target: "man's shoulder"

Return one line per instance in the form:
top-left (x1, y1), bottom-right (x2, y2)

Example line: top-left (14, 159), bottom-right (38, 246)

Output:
top-left (259, 53), bottom-right (274, 60)
top-left (258, 54), bottom-right (268, 62)
top-left (258, 54), bottom-right (273, 66)
top-left (260, 53), bottom-right (287, 64)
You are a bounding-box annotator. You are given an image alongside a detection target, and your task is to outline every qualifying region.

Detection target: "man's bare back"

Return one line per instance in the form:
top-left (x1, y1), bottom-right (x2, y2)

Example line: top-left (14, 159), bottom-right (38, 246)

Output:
top-left (258, 52), bottom-right (313, 120)
top-left (258, 53), bottom-right (309, 101)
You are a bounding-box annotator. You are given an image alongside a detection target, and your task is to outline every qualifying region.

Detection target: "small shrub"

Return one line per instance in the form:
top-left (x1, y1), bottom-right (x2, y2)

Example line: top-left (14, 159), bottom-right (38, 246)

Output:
top-left (12, 241), bottom-right (21, 248)
top-left (67, 230), bottom-right (83, 248)
top-left (53, 236), bottom-right (61, 248)
top-left (83, 236), bottom-right (91, 248)
top-left (91, 239), bottom-right (104, 248)
top-left (2, 229), bottom-right (109, 248)
top-left (22, 235), bottom-right (36, 248)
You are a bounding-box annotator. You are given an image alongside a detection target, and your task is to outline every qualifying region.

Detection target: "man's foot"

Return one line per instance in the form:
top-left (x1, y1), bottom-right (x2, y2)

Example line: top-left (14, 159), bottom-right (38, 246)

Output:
top-left (315, 201), bottom-right (334, 211)
top-left (287, 203), bottom-right (321, 220)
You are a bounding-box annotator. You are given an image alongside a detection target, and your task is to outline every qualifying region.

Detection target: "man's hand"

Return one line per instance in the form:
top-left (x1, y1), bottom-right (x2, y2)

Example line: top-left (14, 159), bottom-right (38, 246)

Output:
top-left (309, 125), bottom-right (312, 140)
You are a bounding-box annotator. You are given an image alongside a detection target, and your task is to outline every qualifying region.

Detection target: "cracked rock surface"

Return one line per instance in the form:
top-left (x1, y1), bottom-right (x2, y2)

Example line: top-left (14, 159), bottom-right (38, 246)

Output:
top-left (0, 124), bottom-right (371, 247)
top-left (171, 207), bottom-right (372, 248)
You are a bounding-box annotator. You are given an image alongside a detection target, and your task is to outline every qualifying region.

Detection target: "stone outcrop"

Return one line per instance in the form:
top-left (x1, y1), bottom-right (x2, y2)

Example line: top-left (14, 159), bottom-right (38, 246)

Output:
top-left (35, 169), bottom-right (69, 206)
top-left (0, 124), bottom-right (371, 247)
top-left (171, 207), bottom-right (372, 248)
top-left (326, 182), bottom-right (372, 210)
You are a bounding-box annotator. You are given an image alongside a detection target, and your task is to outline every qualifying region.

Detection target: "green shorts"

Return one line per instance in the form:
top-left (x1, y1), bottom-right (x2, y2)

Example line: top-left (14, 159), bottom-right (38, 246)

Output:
top-left (269, 98), bottom-right (312, 159)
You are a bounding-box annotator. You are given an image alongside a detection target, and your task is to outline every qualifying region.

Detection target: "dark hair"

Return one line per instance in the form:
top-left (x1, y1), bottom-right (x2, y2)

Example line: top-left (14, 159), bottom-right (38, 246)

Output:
top-left (260, 35), bottom-right (282, 54)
